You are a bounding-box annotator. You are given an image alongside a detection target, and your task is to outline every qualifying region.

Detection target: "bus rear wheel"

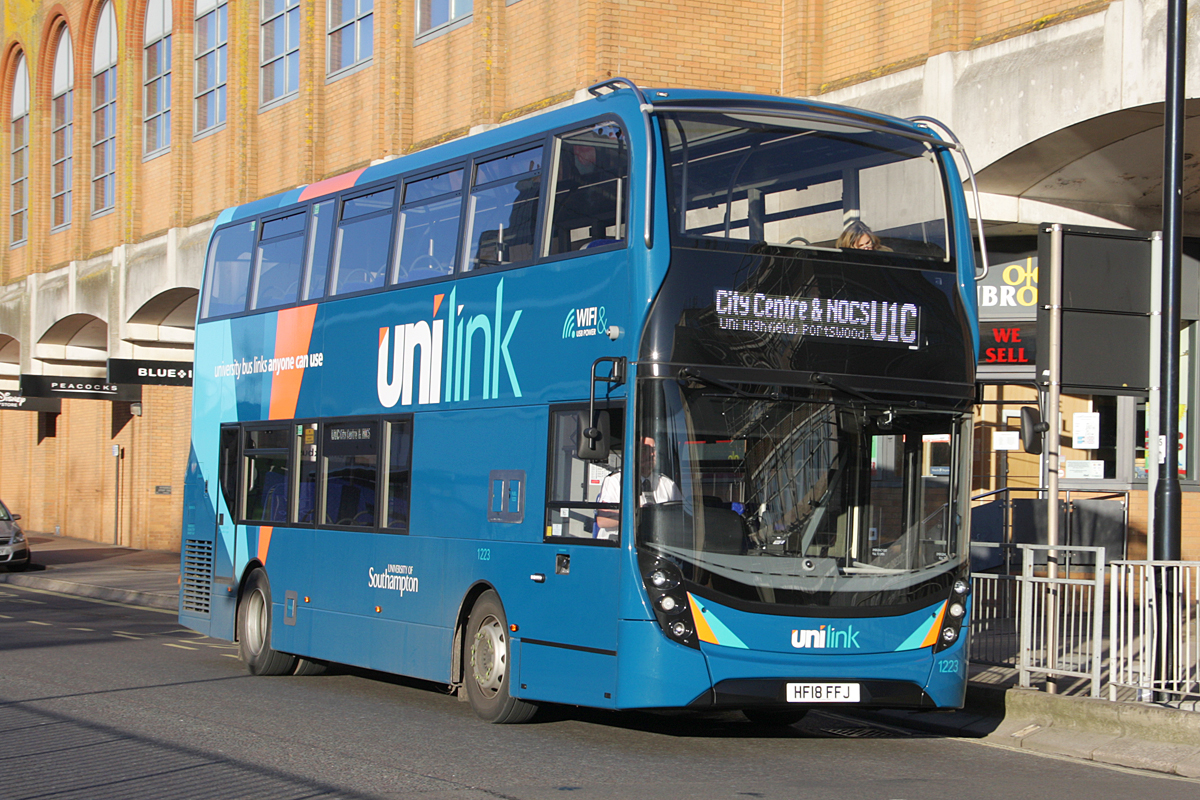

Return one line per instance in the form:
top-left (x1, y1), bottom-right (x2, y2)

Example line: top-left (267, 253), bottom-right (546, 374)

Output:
top-left (742, 707), bottom-right (808, 726)
top-left (237, 568), bottom-right (297, 676)
top-left (465, 591), bottom-right (537, 724)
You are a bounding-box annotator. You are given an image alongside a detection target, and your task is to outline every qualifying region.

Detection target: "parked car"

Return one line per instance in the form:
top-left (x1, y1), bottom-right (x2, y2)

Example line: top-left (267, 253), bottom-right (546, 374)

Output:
top-left (0, 500), bottom-right (30, 570)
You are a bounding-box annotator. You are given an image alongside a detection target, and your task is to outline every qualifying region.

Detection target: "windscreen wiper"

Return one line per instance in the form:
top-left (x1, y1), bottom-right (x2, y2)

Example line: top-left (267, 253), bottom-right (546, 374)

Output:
top-left (810, 372), bottom-right (925, 408)
top-left (678, 367), bottom-right (780, 401)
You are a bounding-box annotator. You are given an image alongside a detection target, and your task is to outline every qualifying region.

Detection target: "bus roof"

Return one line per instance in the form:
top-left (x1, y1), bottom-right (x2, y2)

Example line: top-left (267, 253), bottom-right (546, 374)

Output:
top-left (219, 86), bottom-right (945, 227)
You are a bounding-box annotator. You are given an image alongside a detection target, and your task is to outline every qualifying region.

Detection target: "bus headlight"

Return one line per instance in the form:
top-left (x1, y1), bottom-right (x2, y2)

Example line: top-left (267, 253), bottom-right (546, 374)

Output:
top-left (953, 580), bottom-right (969, 595)
top-left (639, 555), bottom-right (699, 649)
top-left (941, 627), bottom-right (958, 643)
top-left (949, 602), bottom-right (965, 618)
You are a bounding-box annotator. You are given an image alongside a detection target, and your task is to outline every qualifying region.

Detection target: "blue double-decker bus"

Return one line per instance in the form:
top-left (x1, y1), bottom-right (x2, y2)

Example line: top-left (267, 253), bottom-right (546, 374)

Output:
top-left (180, 80), bottom-right (980, 724)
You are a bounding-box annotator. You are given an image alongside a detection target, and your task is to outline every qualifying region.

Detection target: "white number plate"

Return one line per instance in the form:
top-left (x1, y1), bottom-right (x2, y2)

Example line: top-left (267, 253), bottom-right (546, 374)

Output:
top-left (786, 682), bottom-right (861, 703)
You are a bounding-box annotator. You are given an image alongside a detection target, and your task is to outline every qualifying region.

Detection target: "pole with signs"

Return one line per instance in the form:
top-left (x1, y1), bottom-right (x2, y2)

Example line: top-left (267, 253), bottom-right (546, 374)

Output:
top-left (1045, 224), bottom-right (1063, 695)
top-left (112, 444), bottom-right (121, 546)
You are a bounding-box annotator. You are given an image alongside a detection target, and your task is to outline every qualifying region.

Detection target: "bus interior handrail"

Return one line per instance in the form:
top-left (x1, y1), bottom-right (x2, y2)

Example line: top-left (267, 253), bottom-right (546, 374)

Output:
top-left (588, 77), bottom-right (655, 249)
top-left (909, 115), bottom-right (989, 283)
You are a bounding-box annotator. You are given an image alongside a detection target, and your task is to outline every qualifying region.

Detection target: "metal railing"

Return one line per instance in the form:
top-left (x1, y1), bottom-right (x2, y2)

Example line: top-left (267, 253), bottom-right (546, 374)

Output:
top-left (1109, 561), bottom-right (1200, 702)
top-left (969, 542), bottom-right (1106, 696)
top-left (1018, 544), bottom-right (1106, 697)
top-left (970, 542), bottom-right (1020, 668)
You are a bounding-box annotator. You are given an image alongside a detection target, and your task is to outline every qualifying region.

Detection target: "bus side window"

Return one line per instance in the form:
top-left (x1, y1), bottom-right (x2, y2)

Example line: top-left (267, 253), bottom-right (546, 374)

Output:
top-left (393, 168), bottom-right (463, 285)
top-left (200, 220), bottom-right (256, 318)
top-left (330, 187), bottom-right (396, 296)
top-left (218, 425), bottom-right (240, 520)
top-left (294, 423), bottom-right (319, 523)
top-left (545, 123), bottom-right (627, 256)
top-left (464, 146), bottom-right (542, 271)
top-left (251, 210), bottom-right (306, 309)
top-left (545, 406), bottom-right (624, 541)
top-left (302, 200), bottom-right (336, 301)
top-left (242, 426), bottom-right (291, 524)
top-left (382, 417), bottom-right (412, 532)
top-left (322, 420), bottom-right (379, 528)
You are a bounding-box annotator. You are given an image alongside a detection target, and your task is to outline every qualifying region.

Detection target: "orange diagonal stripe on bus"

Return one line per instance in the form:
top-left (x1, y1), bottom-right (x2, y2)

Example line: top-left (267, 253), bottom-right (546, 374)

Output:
top-left (258, 527), bottom-right (273, 564)
top-left (269, 304), bottom-right (318, 421)
top-left (920, 602), bottom-right (948, 649)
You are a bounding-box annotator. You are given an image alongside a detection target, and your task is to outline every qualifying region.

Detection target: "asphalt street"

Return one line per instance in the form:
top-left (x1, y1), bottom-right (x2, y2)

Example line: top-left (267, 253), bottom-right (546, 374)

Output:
top-left (2, 582), bottom-right (1198, 800)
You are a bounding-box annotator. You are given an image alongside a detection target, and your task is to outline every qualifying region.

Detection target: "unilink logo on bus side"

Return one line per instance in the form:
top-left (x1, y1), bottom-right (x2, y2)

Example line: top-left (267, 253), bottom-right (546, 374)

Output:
top-left (377, 279), bottom-right (523, 408)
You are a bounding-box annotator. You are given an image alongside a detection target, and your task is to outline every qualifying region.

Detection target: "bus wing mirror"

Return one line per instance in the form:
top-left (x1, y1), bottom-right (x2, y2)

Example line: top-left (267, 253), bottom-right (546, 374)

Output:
top-left (1020, 406), bottom-right (1049, 455)
top-left (578, 410), bottom-right (611, 461)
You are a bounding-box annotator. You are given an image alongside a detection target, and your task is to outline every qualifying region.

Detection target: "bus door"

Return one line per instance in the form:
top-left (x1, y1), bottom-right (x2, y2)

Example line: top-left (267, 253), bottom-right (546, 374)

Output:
top-left (213, 424), bottom-right (241, 587)
top-left (515, 404), bottom-right (624, 708)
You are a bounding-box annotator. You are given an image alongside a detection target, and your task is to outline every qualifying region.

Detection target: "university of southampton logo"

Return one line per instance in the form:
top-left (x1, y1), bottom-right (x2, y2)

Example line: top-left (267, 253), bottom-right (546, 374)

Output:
top-left (562, 305), bottom-right (607, 339)
top-left (377, 279), bottom-right (522, 408)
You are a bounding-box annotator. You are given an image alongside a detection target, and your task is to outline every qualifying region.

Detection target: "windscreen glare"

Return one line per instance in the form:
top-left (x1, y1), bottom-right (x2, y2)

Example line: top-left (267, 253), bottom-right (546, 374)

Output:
top-left (635, 380), bottom-right (970, 609)
top-left (662, 112), bottom-right (949, 259)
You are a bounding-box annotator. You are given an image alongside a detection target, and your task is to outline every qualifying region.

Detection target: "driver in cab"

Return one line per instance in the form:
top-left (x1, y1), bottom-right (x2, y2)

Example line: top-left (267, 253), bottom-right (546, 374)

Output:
top-left (594, 437), bottom-right (681, 539)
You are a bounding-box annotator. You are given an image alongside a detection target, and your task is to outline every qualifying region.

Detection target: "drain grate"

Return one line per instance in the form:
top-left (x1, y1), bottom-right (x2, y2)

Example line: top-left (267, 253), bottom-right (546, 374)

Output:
top-left (815, 725), bottom-right (903, 738)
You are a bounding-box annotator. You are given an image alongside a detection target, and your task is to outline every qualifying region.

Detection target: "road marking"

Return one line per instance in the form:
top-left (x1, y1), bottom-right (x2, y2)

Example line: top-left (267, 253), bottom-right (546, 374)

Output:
top-left (164, 643), bottom-right (197, 650)
top-left (0, 583), bottom-right (176, 614)
top-left (112, 633), bottom-right (142, 640)
top-left (70, 627), bottom-right (94, 631)
top-left (27, 620), bottom-right (52, 626)
top-left (0, 613), bottom-right (11, 619)
top-left (221, 654), bottom-right (241, 659)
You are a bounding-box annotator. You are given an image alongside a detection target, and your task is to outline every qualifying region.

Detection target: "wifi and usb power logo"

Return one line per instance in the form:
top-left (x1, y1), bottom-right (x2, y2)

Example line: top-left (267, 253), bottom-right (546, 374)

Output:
top-left (562, 305), bottom-right (607, 339)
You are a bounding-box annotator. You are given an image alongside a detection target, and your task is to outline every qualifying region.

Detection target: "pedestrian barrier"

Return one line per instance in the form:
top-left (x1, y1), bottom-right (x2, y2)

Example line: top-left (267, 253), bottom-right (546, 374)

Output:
top-left (1109, 560), bottom-right (1200, 703)
top-left (1016, 544), bottom-right (1106, 697)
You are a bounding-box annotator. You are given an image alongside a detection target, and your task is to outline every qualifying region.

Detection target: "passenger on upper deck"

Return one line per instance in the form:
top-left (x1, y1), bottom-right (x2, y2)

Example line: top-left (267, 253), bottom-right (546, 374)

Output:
top-left (594, 437), bottom-right (681, 540)
top-left (836, 220), bottom-right (889, 252)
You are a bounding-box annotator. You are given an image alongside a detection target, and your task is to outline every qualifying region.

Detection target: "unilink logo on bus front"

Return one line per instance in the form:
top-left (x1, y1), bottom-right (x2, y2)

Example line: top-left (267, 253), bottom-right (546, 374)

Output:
top-left (377, 279), bottom-right (523, 408)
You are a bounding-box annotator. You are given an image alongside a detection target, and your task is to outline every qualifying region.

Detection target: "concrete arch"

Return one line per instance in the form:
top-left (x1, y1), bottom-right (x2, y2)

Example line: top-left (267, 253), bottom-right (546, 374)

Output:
top-left (0, 334), bottom-right (19, 385)
top-left (974, 100), bottom-right (1200, 233)
top-left (125, 286), bottom-right (197, 358)
top-left (35, 312), bottom-right (108, 375)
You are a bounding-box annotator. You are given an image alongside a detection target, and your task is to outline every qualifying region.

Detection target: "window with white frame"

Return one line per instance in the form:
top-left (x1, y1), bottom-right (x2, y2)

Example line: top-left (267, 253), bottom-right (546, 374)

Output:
top-left (261, 0), bottom-right (300, 105)
top-left (328, 0), bottom-right (373, 74)
top-left (195, 0), bottom-right (227, 133)
top-left (10, 53), bottom-right (29, 245)
top-left (144, 0), bottom-right (172, 155)
top-left (92, 1), bottom-right (118, 213)
top-left (416, 0), bottom-right (471, 37)
top-left (52, 29), bottom-right (75, 230)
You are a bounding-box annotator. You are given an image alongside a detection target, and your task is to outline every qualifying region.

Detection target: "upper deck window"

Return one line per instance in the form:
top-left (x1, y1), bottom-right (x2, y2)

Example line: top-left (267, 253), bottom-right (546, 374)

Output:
top-left (663, 112), bottom-right (949, 260)
top-left (393, 168), bottom-right (462, 284)
top-left (464, 147), bottom-right (542, 271)
top-left (331, 186), bottom-right (396, 295)
top-left (544, 123), bottom-right (628, 256)
top-left (201, 220), bottom-right (256, 318)
top-left (251, 210), bottom-right (306, 309)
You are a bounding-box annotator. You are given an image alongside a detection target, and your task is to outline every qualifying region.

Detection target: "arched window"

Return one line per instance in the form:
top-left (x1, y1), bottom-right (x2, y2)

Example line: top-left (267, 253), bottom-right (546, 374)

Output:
top-left (195, 0), bottom-right (227, 133)
top-left (10, 52), bottom-right (29, 245)
top-left (92, 1), bottom-right (118, 213)
top-left (52, 28), bottom-right (75, 230)
top-left (144, 0), bottom-right (172, 155)
top-left (261, 0), bottom-right (300, 105)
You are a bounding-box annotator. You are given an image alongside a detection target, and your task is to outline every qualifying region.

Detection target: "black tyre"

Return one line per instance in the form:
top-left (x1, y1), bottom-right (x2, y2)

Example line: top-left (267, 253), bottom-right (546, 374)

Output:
top-left (237, 568), bottom-right (297, 676)
top-left (465, 591), bottom-right (537, 723)
top-left (742, 707), bottom-right (808, 726)
top-left (292, 657), bottom-right (327, 676)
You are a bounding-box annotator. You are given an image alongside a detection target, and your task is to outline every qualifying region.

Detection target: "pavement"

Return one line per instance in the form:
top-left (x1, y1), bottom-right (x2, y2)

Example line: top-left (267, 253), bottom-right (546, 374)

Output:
top-left (3, 532), bottom-right (1200, 778)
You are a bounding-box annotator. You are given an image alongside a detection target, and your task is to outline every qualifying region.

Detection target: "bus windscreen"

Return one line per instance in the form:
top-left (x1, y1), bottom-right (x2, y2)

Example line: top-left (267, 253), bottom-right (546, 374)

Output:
top-left (661, 112), bottom-right (949, 259)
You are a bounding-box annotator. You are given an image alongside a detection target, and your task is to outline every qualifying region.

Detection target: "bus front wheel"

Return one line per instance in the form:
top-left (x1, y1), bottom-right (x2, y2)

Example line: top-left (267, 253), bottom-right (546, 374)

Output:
top-left (237, 568), bottom-right (297, 676)
top-left (465, 591), bottom-right (537, 724)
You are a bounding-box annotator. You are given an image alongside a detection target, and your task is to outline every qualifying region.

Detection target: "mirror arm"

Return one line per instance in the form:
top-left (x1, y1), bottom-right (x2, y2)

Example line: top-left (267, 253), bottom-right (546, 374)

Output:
top-left (585, 357), bottom-right (627, 441)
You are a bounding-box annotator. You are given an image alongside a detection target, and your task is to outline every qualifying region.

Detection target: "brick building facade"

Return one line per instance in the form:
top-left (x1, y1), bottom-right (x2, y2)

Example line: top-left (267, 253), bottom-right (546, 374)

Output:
top-left (5, 0), bottom-right (1195, 558)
